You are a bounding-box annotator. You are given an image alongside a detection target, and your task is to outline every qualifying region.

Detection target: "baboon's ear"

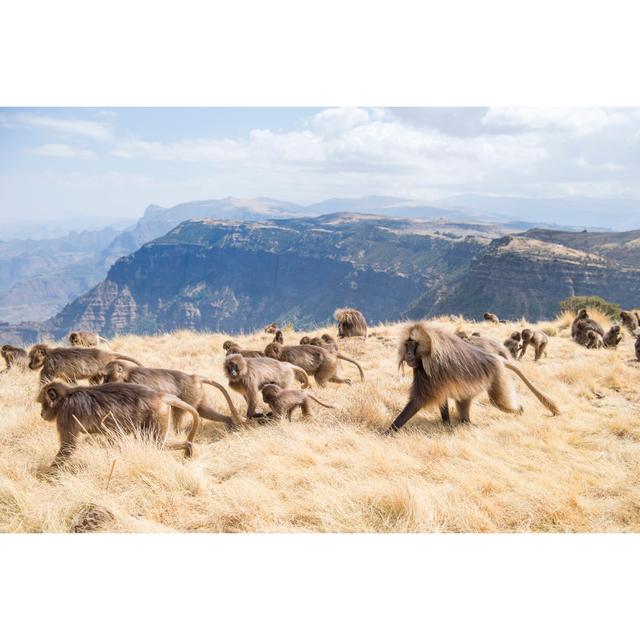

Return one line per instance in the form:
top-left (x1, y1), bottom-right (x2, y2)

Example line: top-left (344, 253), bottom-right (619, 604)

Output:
top-left (47, 388), bottom-right (59, 403)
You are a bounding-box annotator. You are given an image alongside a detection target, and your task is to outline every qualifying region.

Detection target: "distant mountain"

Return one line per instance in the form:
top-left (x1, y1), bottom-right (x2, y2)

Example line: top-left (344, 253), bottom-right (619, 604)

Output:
top-left (436, 194), bottom-right (640, 230)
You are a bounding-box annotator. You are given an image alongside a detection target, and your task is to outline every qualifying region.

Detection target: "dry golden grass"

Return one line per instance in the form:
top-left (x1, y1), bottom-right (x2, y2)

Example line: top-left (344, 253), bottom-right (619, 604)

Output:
top-left (1, 316), bottom-right (639, 533)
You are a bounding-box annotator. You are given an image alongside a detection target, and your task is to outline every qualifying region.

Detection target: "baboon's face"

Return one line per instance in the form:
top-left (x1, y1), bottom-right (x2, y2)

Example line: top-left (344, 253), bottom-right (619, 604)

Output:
top-left (612, 325), bottom-right (620, 334)
top-left (37, 385), bottom-right (62, 421)
top-left (264, 343), bottom-right (280, 359)
top-left (521, 329), bottom-right (532, 341)
top-left (300, 336), bottom-right (310, 344)
top-left (28, 346), bottom-right (47, 370)
top-left (103, 362), bottom-right (127, 383)
top-left (402, 339), bottom-right (421, 368)
top-left (321, 334), bottom-right (333, 343)
top-left (69, 333), bottom-right (79, 345)
top-left (224, 355), bottom-right (245, 380)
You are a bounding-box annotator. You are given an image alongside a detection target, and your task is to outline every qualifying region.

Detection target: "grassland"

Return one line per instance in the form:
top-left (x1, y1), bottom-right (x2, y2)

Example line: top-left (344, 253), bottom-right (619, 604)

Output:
top-left (1, 311), bottom-right (639, 532)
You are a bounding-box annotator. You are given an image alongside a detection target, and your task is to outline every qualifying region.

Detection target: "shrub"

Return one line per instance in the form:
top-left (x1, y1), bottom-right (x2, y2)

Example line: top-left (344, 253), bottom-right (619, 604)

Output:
top-left (559, 296), bottom-right (621, 319)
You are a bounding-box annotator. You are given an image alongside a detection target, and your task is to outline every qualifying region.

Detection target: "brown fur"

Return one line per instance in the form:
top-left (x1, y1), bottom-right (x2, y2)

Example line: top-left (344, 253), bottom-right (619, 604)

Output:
top-left (387, 323), bottom-right (560, 433)
top-left (68, 331), bottom-right (110, 348)
top-left (100, 361), bottom-right (243, 426)
top-left (334, 308), bottom-right (368, 338)
top-left (28, 344), bottom-right (142, 385)
top-left (503, 332), bottom-right (522, 359)
top-left (261, 383), bottom-right (335, 421)
top-left (519, 328), bottom-right (548, 361)
top-left (37, 381), bottom-right (200, 467)
top-left (300, 335), bottom-right (338, 352)
top-left (571, 309), bottom-right (604, 341)
top-left (459, 333), bottom-right (511, 360)
top-left (585, 329), bottom-right (604, 349)
top-left (222, 340), bottom-right (264, 359)
top-left (264, 323), bottom-right (278, 334)
top-left (603, 325), bottom-right (622, 348)
top-left (264, 342), bottom-right (364, 387)
top-left (620, 311), bottom-right (640, 335)
top-left (635, 336), bottom-right (640, 361)
top-left (273, 330), bottom-right (284, 345)
top-left (1, 344), bottom-right (28, 373)
top-left (223, 353), bottom-right (310, 419)
top-left (483, 312), bottom-right (500, 323)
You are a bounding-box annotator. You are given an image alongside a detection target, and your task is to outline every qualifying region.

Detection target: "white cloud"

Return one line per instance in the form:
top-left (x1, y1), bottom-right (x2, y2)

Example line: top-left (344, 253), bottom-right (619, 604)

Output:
top-left (31, 143), bottom-right (96, 159)
top-left (7, 113), bottom-right (111, 140)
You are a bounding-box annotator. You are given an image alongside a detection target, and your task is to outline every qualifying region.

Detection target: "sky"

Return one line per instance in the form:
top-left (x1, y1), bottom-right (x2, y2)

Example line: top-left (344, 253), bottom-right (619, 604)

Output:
top-left (1, 107), bottom-right (640, 224)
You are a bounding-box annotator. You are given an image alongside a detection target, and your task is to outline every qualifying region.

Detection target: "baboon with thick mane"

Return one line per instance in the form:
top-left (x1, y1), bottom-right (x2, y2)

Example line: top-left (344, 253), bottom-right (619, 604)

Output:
top-left (222, 340), bottom-right (264, 359)
top-left (334, 308), bottom-right (368, 338)
top-left (519, 329), bottom-right (548, 361)
top-left (1, 344), bottom-right (28, 373)
top-left (261, 383), bottom-right (335, 421)
top-left (99, 361), bottom-right (243, 426)
top-left (603, 325), bottom-right (622, 348)
top-left (28, 344), bottom-right (142, 385)
top-left (68, 331), bottom-right (110, 348)
top-left (223, 353), bottom-right (309, 419)
top-left (620, 310), bottom-right (640, 335)
top-left (37, 382), bottom-right (200, 467)
top-left (386, 323), bottom-right (560, 434)
top-left (264, 342), bottom-right (364, 386)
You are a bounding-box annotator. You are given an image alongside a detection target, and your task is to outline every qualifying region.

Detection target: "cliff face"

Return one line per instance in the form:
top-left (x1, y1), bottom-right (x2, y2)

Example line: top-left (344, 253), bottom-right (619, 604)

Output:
top-left (431, 235), bottom-right (640, 319)
top-left (44, 214), bottom-right (491, 337)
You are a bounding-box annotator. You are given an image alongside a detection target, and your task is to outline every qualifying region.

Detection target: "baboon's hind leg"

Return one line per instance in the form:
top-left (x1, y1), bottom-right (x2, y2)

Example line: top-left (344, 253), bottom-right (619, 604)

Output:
top-left (488, 374), bottom-right (522, 414)
top-left (455, 398), bottom-right (472, 423)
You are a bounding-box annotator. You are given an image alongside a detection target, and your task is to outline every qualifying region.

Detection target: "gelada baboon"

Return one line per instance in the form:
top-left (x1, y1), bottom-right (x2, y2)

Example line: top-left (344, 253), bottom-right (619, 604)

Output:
top-left (483, 312), bottom-right (499, 323)
top-left (222, 340), bottom-right (264, 359)
top-left (261, 383), bottom-right (335, 421)
top-left (100, 361), bottom-right (243, 426)
top-left (37, 382), bottom-right (200, 468)
top-left (386, 324), bottom-right (560, 434)
top-left (264, 342), bottom-right (364, 386)
top-left (264, 323), bottom-right (278, 334)
top-left (28, 344), bottom-right (142, 385)
top-left (1, 344), bottom-right (28, 373)
top-left (571, 309), bottom-right (604, 341)
top-left (68, 331), bottom-right (110, 348)
top-left (334, 308), bottom-right (368, 338)
top-left (620, 310), bottom-right (640, 335)
top-left (603, 325), bottom-right (622, 348)
top-left (273, 330), bottom-right (284, 345)
top-left (635, 335), bottom-right (640, 361)
top-left (503, 332), bottom-right (522, 359)
top-left (300, 335), bottom-right (338, 352)
top-left (519, 329), bottom-right (548, 361)
top-left (586, 330), bottom-right (604, 349)
top-left (223, 353), bottom-right (309, 419)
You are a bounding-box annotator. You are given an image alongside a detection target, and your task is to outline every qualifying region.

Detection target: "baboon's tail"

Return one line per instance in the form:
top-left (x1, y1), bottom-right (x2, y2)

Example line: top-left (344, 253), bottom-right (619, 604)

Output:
top-left (164, 395), bottom-right (201, 453)
top-left (308, 394), bottom-right (336, 409)
top-left (201, 379), bottom-right (244, 425)
top-left (292, 365), bottom-right (310, 388)
top-left (503, 361), bottom-right (560, 416)
top-left (112, 353), bottom-right (143, 367)
top-left (337, 354), bottom-right (365, 382)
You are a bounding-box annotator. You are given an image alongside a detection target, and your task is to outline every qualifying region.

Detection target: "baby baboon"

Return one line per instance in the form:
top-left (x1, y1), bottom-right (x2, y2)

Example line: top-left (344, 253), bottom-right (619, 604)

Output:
top-left (603, 325), bottom-right (623, 348)
top-left (264, 342), bottom-right (364, 387)
top-left (503, 332), bottom-right (522, 359)
top-left (264, 323), bottom-right (278, 334)
top-left (483, 312), bottom-right (500, 323)
top-left (222, 340), bottom-right (264, 359)
top-left (68, 331), bottom-right (110, 348)
top-left (273, 330), bottom-right (284, 345)
top-left (320, 334), bottom-right (339, 352)
top-left (299, 336), bottom-right (311, 345)
top-left (261, 383), bottom-right (335, 421)
top-left (386, 323), bottom-right (560, 434)
top-left (28, 344), bottom-right (142, 385)
top-left (334, 308), bottom-right (368, 338)
top-left (1, 344), bottom-right (28, 373)
top-left (586, 330), bottom-right (604, 349)
top-left (571, 309), bottom-right (604, 341)
top-left (635, 336), bottom-right (640, 361)
top-left (456, 330), bottom-right (511, 360)
top-left (519, 329), bottom-right (548, 361)
top-left (100, 361), bottom-right (243, 426)
top-left (223, 353), bottom-right (309, 419)
top-left (620, 310), bottom-right (640, 335)
top-left (37, 382), bottom-right (200, 467)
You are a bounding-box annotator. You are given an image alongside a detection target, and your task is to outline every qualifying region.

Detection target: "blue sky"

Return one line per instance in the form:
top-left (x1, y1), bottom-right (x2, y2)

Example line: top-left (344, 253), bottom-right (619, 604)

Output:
top-left (2, 107), bottom-right (640, 223)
